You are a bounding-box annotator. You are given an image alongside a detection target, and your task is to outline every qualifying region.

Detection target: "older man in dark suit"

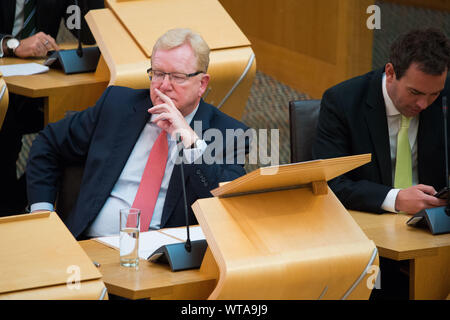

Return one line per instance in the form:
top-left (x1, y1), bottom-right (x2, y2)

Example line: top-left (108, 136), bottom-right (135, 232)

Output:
top-left (27, 28), bottom-right (249, 239)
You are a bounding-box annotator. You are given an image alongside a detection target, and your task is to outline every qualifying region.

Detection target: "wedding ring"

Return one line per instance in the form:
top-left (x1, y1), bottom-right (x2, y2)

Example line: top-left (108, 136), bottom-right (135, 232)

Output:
top-left (44, 40), bottom-right (49, 46)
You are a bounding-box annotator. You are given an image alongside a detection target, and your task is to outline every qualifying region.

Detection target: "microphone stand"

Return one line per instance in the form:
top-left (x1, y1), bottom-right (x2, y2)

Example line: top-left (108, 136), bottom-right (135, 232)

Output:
top-left (146, 134), bottom-right (208, 271)
top-left (43, 0), bottom-right (100, 74)
top-left (179, 135), bottom-right (192, 252)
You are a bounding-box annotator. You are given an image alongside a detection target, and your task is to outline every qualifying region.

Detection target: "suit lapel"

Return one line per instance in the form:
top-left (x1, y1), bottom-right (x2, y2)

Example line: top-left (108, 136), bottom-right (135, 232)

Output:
top-left (364, 69), bottom-right (392, 186)
top-left (160, 100), bottom-right (213, 227)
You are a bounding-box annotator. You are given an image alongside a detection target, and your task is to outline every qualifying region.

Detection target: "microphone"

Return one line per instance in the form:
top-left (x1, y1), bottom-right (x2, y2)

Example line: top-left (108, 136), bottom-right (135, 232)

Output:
top-left (43, 0), bottom-right (100, 74)
top-left (147, 134), bottom-right (208, 271)
top-left (178, 134), bottom-right (192, 252)
top-left (407, 95), bottom-right (450, 234)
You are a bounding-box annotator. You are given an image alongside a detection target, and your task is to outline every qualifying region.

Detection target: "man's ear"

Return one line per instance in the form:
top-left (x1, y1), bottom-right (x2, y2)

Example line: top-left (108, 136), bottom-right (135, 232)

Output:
top-left (385, 63), bottom-right (396, 82)
top-left (199, 73), bottom-right (210, 97)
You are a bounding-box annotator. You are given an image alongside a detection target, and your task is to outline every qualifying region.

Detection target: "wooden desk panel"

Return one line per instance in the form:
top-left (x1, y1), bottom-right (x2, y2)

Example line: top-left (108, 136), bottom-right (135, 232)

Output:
top-left (350, 210), bottom-right (450, 299)
top-left (1, 57), bottom-right (108, 124)
top-left (81, 210), bottom-right (449, 300)
top-left (79, 240), bottom-right (217, 300)
top-left (350, 211), bottom-right (450, 260)
top-left (0, 212), bottom-right (106, 299)
top-left (411, 247), bottom-right (450, 300)
top-left (107, 0), bottom-right (250, 57)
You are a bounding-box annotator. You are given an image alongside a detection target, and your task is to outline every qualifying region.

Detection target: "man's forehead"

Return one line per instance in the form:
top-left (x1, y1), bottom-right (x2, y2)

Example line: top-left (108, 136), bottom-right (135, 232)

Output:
top-left (151, 45), bottom-right (197, 68)
top-left (402, 63), bottom-right (447, 93)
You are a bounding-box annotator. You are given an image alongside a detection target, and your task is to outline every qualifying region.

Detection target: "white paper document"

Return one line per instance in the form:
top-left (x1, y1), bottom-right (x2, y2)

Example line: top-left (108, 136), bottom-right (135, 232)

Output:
top-left (0, 63), bottom-right (49, 77)
top-left (159, 226), bottom-right (206, 242)
top-left (95, 230), bottom-right (182, 260)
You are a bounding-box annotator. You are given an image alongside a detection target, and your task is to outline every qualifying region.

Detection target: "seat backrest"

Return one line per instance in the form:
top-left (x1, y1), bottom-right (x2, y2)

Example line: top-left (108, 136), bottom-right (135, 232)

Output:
top-left (289, 99), bottom-right (321, 163)
top-left (0, 72), bottom-right (9, 130)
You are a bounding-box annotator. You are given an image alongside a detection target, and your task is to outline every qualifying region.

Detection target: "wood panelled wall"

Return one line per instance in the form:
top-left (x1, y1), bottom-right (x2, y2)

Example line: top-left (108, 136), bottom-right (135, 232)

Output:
top-left (219, 0), bottom-right (374, 98)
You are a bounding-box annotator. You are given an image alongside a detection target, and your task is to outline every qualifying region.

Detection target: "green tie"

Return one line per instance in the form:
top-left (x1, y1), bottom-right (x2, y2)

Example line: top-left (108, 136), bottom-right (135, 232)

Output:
top-left (394, 115), bottom-right (413, 189)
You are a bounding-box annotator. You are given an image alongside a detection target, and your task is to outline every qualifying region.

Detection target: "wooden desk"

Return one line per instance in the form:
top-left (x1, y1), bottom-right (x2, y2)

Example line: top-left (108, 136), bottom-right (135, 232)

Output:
top-left (0, 56), bottom-right (108, 125)
top-left (350, 210), bottom-right (450, 300)
top-left (79, 240), bottom-right (217, 300)
top-left (82, 211), bottom-right (449, 300)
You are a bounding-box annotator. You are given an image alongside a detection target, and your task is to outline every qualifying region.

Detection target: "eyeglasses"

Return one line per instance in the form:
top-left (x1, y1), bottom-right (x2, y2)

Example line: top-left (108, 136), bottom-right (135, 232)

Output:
top-left (147, 68), bottom-right (204, 84)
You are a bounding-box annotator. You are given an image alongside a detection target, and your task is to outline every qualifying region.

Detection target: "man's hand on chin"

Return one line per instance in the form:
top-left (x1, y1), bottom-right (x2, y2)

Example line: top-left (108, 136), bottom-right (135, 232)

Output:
top-left (148, 88), bottom-right (199, 147)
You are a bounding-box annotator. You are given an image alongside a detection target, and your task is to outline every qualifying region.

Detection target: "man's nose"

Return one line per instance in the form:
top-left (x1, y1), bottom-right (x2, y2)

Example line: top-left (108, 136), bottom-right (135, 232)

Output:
top-left (159, 74), bottom-right (172, 90)
top-left (416, 96), bottom-right (429, 110)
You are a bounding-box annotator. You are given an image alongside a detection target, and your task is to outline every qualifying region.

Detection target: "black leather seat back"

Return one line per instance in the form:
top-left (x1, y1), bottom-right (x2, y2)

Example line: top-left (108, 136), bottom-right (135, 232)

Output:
top-left (289, 100), bottom-right (321, 163)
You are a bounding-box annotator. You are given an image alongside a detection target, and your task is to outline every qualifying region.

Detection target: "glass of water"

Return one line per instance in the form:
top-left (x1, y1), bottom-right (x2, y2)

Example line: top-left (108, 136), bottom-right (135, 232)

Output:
top-left (119, 208), bottom-right (140, 268)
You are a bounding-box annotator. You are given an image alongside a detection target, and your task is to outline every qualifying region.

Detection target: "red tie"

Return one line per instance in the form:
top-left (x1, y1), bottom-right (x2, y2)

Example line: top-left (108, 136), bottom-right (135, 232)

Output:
top-left (132, 130), bottom-right (168, 232)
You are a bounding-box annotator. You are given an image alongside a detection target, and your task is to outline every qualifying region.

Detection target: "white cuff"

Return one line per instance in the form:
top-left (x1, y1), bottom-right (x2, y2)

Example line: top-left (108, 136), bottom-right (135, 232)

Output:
top-left (183, 139), bottom-right (207, 164)
top-left (0, 35), bottom-right (12, 58)
top-left (30, 202), bottom-right (54, 213)
top-left (381, 189), bottom-right (400, 213)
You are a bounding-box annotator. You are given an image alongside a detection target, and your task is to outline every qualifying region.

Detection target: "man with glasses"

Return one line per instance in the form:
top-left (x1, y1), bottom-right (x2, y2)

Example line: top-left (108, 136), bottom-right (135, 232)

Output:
top-left (26, 28), bottom-right (249, 239)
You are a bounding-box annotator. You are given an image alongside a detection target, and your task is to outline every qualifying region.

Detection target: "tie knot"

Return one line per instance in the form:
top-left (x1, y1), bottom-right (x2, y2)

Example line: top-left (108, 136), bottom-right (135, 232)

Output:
top-left (400, 115), bottom-right (411, 128)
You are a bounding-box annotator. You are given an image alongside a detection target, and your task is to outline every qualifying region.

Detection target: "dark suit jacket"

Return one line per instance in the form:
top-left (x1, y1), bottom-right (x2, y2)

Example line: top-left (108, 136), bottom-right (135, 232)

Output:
top-left (0, 0), bottom-right (103, 43)
top-left (312, 68), bottom-right (450, 213)
top-left (27, 86), bottom-right (249, 238)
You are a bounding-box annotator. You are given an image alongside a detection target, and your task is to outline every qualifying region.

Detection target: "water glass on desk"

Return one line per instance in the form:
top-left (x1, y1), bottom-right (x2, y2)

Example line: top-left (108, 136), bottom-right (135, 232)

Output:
top-left (119, 208), bottom-right (140, 268)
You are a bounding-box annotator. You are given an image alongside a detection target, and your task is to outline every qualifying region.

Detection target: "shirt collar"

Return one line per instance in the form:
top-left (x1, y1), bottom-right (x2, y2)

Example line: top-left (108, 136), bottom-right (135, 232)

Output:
top-left (382, 72), bottom-right (400, 116)
top-left (184, 103), bottom-right (200, 125)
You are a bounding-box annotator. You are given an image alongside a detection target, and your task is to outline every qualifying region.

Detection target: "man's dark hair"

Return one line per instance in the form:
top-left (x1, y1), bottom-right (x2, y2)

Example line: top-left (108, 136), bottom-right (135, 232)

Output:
top-left (389, 28), bottom-right (450, 79)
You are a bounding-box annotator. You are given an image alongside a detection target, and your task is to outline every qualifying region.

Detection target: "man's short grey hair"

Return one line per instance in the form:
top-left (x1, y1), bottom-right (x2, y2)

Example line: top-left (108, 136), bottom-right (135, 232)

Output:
top-left (152, 28), bottom-right (210, 72)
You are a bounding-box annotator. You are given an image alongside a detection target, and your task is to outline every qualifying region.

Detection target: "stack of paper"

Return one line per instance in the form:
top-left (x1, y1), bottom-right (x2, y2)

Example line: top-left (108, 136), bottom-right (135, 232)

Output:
top-left (0, 63), bottom-right (49, 77)
top-left (159, 226), bottom-right (205, 242)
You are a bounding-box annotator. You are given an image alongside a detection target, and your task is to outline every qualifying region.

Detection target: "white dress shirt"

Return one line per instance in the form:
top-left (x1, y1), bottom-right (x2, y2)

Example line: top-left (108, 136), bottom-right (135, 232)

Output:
top-left (12, 0), bottom-right (27, 37)
top-left (380, 73), bottom-right (419, 212)
top-left (32, 106), bottom-right (207, 237)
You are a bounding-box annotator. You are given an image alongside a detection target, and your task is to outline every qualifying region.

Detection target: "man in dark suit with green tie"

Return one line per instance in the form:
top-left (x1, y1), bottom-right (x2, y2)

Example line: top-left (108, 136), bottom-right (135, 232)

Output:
top-left (313, 28), bottom-right (450, 299)
top-left (313, 28), bottom-right (450, 216)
